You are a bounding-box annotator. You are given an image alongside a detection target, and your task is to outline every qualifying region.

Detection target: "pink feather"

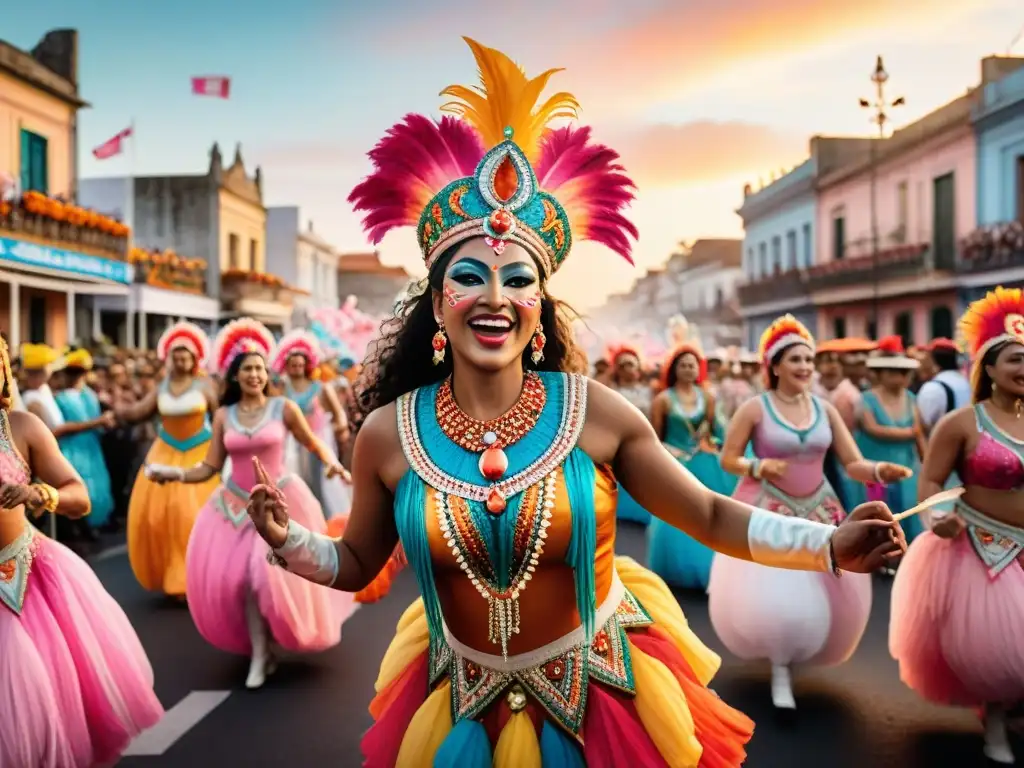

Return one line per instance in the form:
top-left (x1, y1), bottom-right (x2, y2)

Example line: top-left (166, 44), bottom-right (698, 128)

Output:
top-left (534, 126), bottom-right (638, 264)
top-left (348, 115), bottom-right (485, 244)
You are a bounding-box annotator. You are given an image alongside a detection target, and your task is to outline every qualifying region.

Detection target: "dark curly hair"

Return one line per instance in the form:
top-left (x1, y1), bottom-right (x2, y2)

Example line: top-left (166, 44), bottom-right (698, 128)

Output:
top-left (354, 245), bottom-right (587, 421)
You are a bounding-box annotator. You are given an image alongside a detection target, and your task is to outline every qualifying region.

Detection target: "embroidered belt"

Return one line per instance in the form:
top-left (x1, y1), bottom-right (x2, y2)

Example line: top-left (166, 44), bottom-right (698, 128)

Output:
top-left (214, 474), bottom-right (293, 528)
top-left (427, 572), bottom-right (653, 739)
top-left (0, 526), bottom-right (36, 616)
top-left (957, 500), bottom-right (1024, 579)
top-left (753, 480), bottom-right (843, 524)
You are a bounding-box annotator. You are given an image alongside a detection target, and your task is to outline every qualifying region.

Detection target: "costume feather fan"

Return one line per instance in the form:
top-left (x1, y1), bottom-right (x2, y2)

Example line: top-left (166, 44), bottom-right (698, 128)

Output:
top-left (157, 321), bottom-right (210, 368)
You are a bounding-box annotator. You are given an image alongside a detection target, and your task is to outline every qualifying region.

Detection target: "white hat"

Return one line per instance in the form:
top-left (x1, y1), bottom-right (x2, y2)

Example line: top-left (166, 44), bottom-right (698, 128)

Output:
top-left (866, 335), bottom-right (919, 370)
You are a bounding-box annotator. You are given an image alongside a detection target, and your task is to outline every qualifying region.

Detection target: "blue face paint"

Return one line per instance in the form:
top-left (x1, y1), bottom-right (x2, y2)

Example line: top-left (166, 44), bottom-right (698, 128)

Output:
top-left (444, 257), bottom-right (540, 309)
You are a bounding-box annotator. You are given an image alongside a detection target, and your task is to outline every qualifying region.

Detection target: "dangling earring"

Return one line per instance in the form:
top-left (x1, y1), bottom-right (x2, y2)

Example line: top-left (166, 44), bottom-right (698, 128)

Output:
top-left (432, 323), bottom-right (447, 366)
top-left (1016, 398), bottom-right (1023, 420)
top-left (530, 324), bottom-right (546, 366)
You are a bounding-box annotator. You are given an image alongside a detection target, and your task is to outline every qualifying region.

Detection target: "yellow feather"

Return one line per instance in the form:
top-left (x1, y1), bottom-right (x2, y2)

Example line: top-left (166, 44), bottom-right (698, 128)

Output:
top-left (439, 37), bottom-right (579, 162)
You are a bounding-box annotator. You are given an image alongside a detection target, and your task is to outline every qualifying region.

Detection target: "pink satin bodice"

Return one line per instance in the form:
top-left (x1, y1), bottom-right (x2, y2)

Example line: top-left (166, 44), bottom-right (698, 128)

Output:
top-left (223, 397), bottom-right (288, 492)
top-left (752, 394), bottom-right (831, 497)
top-left (0, 412), bottom-right (29, 485)
top-left (960, 404), bottom-right (1024, 492)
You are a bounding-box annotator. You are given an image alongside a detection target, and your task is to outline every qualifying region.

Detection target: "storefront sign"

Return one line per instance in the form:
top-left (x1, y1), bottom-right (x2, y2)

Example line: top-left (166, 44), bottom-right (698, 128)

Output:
top-left (0, 235), bottom-right (134, 284)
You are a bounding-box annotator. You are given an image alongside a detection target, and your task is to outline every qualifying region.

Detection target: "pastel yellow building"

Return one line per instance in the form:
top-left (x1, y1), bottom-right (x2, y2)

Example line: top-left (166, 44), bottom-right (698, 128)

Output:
top-left (0, 29), bottom-right (133, 349)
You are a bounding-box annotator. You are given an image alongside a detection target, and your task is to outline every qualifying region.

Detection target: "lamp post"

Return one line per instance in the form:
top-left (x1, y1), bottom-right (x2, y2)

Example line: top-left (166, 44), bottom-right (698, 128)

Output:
top-left (859, 55), bottom-right (904, 337)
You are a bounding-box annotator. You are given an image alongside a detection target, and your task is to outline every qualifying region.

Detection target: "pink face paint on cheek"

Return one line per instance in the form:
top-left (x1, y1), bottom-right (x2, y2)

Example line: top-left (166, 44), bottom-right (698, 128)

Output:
top-left (511, 292), bottom-right (540, 310)
top-left (443, 283), bottom-right (475, 310)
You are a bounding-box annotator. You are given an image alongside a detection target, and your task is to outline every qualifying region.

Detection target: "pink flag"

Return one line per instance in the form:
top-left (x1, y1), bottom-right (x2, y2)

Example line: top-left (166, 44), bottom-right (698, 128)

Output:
top-left (191, 76), bottom-right (231, 99)
top-left (92, 127), bottom-right (133, 160)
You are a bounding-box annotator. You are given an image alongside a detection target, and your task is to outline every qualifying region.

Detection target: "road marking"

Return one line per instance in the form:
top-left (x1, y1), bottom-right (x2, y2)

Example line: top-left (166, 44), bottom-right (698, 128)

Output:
top-left (122, 691), bottom-right (231, 756)
top-left (92, 543), bottom-right (128, 562)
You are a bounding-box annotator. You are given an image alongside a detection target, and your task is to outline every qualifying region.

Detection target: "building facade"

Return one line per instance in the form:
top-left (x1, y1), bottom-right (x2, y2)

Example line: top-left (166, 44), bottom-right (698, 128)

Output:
top-left (961, 58), bottom-right (1024, 308)
top-left (266, 207), bottom-right (339, 325)
top-left (80, 142), bottom-right (294, 342)
top-left (0, 30), bottom-right (134, 349)
top-left (336, 251), bottom-right (410, 318)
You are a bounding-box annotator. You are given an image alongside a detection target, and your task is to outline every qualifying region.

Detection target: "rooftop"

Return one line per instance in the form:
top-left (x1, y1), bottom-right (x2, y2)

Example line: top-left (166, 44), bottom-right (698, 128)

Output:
top-left (337, 251), bottom-right (409, 278)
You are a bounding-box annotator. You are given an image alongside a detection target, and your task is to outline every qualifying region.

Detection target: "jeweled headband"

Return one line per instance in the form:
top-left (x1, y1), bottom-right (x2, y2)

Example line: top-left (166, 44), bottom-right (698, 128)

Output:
top-left (348, 38), bottom-right (639, 278)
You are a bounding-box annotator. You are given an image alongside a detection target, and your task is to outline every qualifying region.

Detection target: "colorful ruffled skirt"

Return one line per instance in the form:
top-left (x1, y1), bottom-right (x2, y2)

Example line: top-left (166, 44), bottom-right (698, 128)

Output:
top-left (0, 526), bottom-right (163, 766)
top-left (128, 434), bottom-right (219, 596)
top-left (185, 473), bottom-right (353, 654)
top-left (647, 451), bottom-right (737, 590)
top-left (708, 478), bottom-right (871, 666)
top-left (362, 556), bottom-right (753, 767)
top-left (890, 502), bottom-right (1024, 706)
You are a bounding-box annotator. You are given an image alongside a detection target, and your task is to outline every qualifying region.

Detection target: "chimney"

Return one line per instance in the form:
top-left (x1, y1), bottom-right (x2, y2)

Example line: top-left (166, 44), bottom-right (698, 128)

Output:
top-left (209, 142), bottom-right (223, 179)
top-left (31, 29), bottom-right (79, 86)
top-left (254, 166), bottom-right (262, 197)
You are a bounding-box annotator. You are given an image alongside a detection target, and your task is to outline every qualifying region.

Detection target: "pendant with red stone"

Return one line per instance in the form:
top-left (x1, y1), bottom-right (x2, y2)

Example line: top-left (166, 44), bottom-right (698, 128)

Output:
top-left (480, 431), bottom-right (509, 513)
top-left (486, 487), bottom-right (507, 514)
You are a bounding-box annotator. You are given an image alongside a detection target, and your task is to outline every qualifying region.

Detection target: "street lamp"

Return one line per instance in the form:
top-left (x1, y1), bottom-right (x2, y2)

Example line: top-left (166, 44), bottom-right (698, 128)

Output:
top-left (860, 55), bottom-right (904, 337)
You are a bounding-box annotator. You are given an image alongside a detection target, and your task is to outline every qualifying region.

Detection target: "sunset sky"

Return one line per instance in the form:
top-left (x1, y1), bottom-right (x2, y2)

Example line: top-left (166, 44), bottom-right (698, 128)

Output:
top-left (9, 0), bottom-right (1024, 309)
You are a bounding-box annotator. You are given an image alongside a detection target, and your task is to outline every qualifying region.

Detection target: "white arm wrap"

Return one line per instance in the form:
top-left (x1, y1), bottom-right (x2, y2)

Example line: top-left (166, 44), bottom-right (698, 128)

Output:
top-left (747, 507), bottom-right (837, 573)
top-left (269, 520), bottom-right (340, 586)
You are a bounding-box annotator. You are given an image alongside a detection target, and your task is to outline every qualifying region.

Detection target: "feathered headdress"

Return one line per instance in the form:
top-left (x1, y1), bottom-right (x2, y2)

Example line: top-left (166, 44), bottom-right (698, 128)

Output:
top-left (660, 343), bottom-right (707, 390)
top-left (211, 318), bottom-right (275, 376)
top-left (271, 329), bottom-right (324, 375)
top-left (959, 286), bottom-right (1024, 360)
top-left (157, 321), bottom-right (210, 370)
top-left (606, 342), bottom-right (643, 367)
top-left (348, 37), bottom-right (638, 278)
top-left (758, 314), bottom-right (815, 364)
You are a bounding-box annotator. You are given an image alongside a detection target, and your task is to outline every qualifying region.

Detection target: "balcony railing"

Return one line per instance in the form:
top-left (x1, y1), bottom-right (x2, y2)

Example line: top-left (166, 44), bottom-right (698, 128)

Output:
top-left (0, 191), bottom-right (129, 261)
top-left (129, 248), bottom-right (207, 294)
top-left (805, 244), bottom-right (928, 291)
top-left (957, 222), bottom-right (1024, 273)
top-left (737, 269), bottom-right (809, 306)
top-left (221, 269), bottom-right (295, 304)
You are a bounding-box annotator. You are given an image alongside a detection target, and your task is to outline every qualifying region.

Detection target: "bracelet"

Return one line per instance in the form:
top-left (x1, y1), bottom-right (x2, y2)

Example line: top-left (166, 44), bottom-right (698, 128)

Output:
top-left (873, 462), bottom-right (883, 484)
top-left (29, 482), bottom-right (59, 514)
top-left (749, 459), bottom-right (762, 480)
top-left (827, 533), bottom-right (842, 577)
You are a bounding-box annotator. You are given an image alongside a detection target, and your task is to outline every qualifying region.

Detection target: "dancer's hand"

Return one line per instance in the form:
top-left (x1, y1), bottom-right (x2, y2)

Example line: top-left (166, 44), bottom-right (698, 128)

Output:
top-left (325, 462), bottom-right (351, 483)
top-left (876, 462), bottom-right (912, 484)
top-left (759, 458), bottom-right (788, 482)
top-left (931, 513), bottom-right (965, 539)
top-left (831, 500), bottom-right (907, 573)
top-left (248, 456), bottom-right (289, 549)
top-left (0, 483), bottom-right (37, 512)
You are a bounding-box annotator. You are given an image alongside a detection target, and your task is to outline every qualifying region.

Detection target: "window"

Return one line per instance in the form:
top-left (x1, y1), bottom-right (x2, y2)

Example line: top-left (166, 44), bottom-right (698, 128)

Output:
top-left (715, 286), bottom-right (724, 307)
top-left (894, 311), bottom-right (913, 348)
top-left (771, 236), bottom-right (781, 273)
top-left (745, 247), bottom-right (754, 278)
top-left (28, 296), bottom-right (46, 343)
top-left (1017, 155), bottom-right (1024, 222)
top-left (19, 130), bottom-right (48, 194)
top-left (832, 214), bottom-right (846, 260)
top-left (932, 173), bottom-right (956, 271)
top-left (228, 233), bottom-right (240, 269)
top-left (896, 180), bottom-right (908, 237)
top-left (930, 305), bottom-right (954, 339)
top-left (786, 230), bottom-right (797, 271)
top-left (249, 239), bottom-right (257, 271)
top-left (802, 223), bottom-right (812, 268)
top-left (832, 316), bottom-right (846, 339)
top-left (758, 242), bottom-right (767, 277)
top-left (866, 319), bottom-right (877, 340)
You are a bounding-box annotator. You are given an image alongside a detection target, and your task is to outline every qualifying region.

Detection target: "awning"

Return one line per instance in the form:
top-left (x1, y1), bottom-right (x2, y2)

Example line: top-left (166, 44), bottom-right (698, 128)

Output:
top-left (0, 234), bottom-right (134, 285)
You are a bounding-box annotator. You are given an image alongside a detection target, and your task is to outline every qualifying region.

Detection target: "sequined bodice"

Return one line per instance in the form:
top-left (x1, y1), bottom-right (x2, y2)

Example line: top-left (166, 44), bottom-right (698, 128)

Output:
top-left (285, 380), bottom-right (324, 432)
top-left (752, 393), bottom-right (831, 497)
top-left (223, 398), bottom-right (287, 492)
top-left (0, 412), bottom-right (29, 486)
top-left (664, 388), bottom-right (705, 453)
top-left (961, 404), bottom-right (1024, 492)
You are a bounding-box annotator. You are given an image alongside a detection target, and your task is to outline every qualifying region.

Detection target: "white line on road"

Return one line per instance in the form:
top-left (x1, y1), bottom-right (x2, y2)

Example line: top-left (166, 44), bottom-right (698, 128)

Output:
top-left (92, 543), bottom-right (128, 562)
top-left (122, 691), bottom-right (231, 756)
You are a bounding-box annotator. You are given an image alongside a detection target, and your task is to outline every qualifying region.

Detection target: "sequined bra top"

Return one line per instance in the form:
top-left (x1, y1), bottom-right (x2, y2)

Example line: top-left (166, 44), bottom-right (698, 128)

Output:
top-left (0, 411), bottom-right (29, 486)
top-left (960, 404), bottom-right (1024, 492)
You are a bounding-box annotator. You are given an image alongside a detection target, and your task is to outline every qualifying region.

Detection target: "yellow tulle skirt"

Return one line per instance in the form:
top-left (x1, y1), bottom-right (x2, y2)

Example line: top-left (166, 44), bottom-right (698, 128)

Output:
top-left (363, 556), bottom-right (754, 767)
top-left (127, 437), bottom-right (219, 596)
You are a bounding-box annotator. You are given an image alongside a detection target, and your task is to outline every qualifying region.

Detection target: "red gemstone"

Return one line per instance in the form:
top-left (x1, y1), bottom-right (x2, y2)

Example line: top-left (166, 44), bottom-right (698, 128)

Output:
top-left (489, 209), bottom-right (513, 235)
top-left (432, 334), bottom-right (446, 350)
top-left (479, 446), bottom-right (508, 481)
top-left (486, 487), bottom-right (507, 514)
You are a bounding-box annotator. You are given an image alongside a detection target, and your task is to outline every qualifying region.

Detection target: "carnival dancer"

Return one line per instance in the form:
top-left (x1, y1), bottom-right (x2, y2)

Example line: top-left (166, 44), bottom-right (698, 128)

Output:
top-left (115, 322), bottom-right (220, 598)
top-left (54, 348), bottom-right (116, 530)
top-left (709, 315), bottom-right (911, 710)
top-left (890, 287), bottom-right (1024, 764)
top-left (648, 342), bottom-right (736, 589)
top-left (271, 329), bottom-right (352, 520)
top-left (0, 338), bottom-right (163, 766)
top-left (858, 336), bottom-right (925, 543)
top-left (607, 344), bottom-right (654, 525)
top-left (246, 39), bottom-right (906, 766)
top-left (146, 318), bottom-right (354, 689)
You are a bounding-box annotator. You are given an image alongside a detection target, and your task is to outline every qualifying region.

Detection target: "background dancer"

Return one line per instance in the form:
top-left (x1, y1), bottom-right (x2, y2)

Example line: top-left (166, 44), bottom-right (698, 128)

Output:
top-left (0, 338), bottom-right (162, 766)
top-left (247, 39), bottom-right (907, 766)
top-left (147, 318), bottom-right (353, 689)
top-left (607, 343), bottom-right (654, 524)
top-left (710, 315), bottom-right (911, 710)
top-left (891, 286), bottom-right (1024, 764)
top-left (648, 341), bottom-right (736, 589)
top-left (116, 321), bottom-right (219, 598)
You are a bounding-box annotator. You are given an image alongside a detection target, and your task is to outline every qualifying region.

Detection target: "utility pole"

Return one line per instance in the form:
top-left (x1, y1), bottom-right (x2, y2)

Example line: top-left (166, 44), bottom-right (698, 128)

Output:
top-left (859, 56), bottom-right (904, 337)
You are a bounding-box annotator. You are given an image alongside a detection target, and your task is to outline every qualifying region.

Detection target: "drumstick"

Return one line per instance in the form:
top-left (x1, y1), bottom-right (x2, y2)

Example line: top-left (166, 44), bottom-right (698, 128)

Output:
top-left (891, 487), bottom-right (965, 522)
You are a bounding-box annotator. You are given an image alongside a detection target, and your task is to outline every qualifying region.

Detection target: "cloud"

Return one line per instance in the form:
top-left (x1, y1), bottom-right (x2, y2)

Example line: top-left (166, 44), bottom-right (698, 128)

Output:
top-left (605, 121), bottom-right (807, 188)
top-left (255, 141), bottom-right (367, 171)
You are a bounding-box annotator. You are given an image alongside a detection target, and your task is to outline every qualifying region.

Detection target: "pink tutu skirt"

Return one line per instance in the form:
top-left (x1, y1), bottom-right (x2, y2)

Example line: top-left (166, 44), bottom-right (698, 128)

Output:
top-left (185, 474), bottom-right (353, 655)
top-left (890, 531), bottom-right (1024, 706)
top-left (708, 478), bottom-right (872, 666)
top-left (0, 527), bottom-right (163, 767)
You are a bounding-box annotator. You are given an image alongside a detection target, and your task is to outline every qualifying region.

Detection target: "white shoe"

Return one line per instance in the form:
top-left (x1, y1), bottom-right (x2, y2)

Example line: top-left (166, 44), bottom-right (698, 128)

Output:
top-left (984, 708), bottom-right (1015, 764)
top-left (771, 665), bottom-right (796, 710)
top-left (245, 656), bottom-right (267, 689)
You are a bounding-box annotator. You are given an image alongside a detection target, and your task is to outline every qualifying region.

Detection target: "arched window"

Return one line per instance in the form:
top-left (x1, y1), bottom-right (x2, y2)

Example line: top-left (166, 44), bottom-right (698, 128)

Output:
top-left (930, 305), bottom-right (954, 340)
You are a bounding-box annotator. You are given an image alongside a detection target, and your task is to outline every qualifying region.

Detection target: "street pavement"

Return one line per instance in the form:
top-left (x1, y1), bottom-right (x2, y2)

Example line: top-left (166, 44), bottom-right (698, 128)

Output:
top-left (97, 522), bottom-right (1017, 767)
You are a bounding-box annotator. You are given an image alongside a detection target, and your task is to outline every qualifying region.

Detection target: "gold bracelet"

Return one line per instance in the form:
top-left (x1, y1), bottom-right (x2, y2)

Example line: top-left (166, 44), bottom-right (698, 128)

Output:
top-left (29, 482), bottom-right (59, 514)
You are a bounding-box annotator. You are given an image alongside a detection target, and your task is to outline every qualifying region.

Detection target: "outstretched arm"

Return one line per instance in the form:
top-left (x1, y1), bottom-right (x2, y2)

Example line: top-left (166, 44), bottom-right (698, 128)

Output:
top-left (9, 411), bottom-right (90, 519)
